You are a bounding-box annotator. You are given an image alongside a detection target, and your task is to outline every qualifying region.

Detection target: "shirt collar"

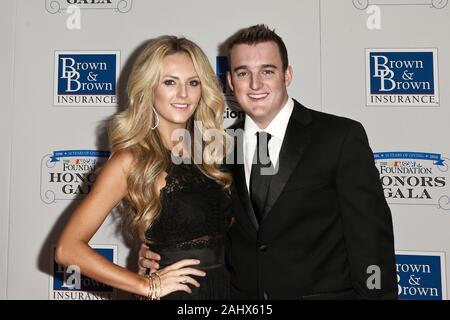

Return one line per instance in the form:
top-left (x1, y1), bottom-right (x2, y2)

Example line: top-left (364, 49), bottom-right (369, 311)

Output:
top-left (244, 97), bottom-right (294, 141)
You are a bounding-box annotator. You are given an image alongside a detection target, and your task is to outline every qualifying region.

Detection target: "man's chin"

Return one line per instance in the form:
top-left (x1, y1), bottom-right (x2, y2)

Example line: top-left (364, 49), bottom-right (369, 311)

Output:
top-left (249, 107), bottom-right (269, 119)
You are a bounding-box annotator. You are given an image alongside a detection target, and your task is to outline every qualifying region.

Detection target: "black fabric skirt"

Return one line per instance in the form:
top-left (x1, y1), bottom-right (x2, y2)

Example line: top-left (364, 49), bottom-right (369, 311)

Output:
top-left (150, 243), bottom-right (230, 300)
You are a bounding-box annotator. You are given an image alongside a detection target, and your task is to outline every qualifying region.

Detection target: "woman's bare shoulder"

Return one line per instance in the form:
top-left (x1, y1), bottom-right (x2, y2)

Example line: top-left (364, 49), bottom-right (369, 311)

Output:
top-left (108, 149), bottom-right (136, 175)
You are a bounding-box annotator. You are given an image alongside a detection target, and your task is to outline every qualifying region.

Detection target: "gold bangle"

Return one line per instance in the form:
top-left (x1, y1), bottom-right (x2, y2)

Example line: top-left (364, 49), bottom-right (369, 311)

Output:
top-left (134, 273), bottom-right (162, 300)
top-left (153, 272), bottom-right (162, 300)
top-left (135, 274), bottom-right (154, 300)
top-left (147, 276), bottom-right (155, 300)
top-left (158, 273), bottom-right (162, 300)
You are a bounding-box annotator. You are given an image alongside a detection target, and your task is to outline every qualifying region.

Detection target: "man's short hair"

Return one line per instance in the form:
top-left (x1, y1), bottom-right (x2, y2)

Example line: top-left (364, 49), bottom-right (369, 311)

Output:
top-left (228, 24), bottom-right (289, 71)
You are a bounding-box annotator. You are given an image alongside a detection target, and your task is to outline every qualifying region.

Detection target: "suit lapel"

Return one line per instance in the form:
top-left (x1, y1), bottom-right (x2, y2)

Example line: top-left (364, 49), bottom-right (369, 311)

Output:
top-left (262, 100), bottom-right (313, 220)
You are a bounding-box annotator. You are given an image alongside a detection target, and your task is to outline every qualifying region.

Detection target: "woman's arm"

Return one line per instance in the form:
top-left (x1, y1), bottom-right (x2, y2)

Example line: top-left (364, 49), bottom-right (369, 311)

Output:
top-left (55, 150), bottom-right (151, 295)
top-left (55, 150), bottom-right (205, 298)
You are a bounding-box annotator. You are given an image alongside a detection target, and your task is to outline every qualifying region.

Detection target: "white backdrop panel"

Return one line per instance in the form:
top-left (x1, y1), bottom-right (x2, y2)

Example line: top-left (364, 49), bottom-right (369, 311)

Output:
top-left (6, 0), bottom-right (320, 299)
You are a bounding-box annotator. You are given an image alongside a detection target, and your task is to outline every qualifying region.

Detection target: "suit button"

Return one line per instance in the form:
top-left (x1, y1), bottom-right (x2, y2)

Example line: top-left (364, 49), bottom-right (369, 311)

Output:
top-left (263, 292), bottom-right (269, 300)
top-left (259, 245), bottom-right (268, 252)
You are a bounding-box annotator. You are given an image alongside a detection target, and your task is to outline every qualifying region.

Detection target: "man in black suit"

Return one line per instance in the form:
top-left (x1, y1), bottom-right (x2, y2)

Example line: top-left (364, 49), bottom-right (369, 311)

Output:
top-left (139, 24), bottom-right (397, 300)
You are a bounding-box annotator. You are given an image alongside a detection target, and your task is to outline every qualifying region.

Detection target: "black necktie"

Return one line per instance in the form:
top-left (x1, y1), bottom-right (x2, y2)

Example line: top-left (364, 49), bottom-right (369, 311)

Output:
top-left (250, 131), bottom-right (273, 224)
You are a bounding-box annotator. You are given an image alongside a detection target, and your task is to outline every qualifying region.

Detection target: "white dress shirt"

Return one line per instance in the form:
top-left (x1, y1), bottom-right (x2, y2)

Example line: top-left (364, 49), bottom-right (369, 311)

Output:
top-left (243, 98), bottom-right (294, 190)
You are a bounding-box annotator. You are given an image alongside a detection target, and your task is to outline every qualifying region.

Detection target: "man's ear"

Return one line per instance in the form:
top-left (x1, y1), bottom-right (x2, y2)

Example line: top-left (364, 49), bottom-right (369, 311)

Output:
top-left (227, 71), bottom-right (234, 91)
top-left (284, 65), bottom-right (293, 86)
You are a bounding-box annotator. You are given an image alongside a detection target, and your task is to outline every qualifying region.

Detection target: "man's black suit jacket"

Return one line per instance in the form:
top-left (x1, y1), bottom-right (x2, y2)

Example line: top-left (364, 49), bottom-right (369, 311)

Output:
top-left (225, 100), bottom-right (397, 300)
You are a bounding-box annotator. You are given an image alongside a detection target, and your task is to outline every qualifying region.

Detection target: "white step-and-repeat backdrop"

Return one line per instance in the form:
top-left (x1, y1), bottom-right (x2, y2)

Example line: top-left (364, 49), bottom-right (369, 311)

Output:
top-left (1, 0), bottom-right (449, 300)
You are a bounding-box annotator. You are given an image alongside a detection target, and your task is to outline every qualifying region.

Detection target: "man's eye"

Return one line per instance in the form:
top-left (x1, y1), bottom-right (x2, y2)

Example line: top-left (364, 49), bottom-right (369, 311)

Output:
top-left (237, 71), bottom-right (248, 77)
top-left (189, 80), bottom-right (200, 86)
top-left (262, 69), bottom-right (274, 75)
top-left (163, 79), bottom-right (175, 85)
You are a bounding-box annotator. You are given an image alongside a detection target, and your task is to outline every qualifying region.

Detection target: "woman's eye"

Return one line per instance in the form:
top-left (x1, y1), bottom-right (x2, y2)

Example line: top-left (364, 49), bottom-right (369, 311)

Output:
top-left (189, 80), bottom-right (200, 86)
top-left (163, 79), bottom-right (175, 86)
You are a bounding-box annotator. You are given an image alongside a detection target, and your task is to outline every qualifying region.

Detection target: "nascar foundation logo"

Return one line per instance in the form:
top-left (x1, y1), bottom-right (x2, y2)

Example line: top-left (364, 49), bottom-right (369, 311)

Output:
top-left (54, 51), bottom-right (120, 106)
top-left (366, 48), bottom-right (439, 106)
top-left (375, 152), bottom-right (449, 210)
top-left (40, 149), bottom-right (110, 204)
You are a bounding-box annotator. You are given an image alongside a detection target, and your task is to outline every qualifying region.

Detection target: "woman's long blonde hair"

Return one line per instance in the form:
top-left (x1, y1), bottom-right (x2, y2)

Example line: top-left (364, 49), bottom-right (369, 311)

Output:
top-left (109, 36), bottom-right (232, 240)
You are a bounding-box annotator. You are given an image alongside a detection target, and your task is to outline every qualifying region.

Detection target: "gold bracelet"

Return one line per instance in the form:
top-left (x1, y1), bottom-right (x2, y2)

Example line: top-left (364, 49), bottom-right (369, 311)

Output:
top-left (153, 272), bottom-right (162, 300)
top-left (134, 273), bottom-right (162, 300)
top-left (147, 276), bottom-right (155, 300)
top-left (158, 272), bottom-right (162, 300)
top-left (135, 274), bottom-right (154, 300)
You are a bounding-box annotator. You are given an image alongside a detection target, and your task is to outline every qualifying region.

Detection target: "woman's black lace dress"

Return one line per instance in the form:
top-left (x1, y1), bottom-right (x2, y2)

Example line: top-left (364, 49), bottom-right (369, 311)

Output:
top-left (145, 157), bottom-right (232, 300)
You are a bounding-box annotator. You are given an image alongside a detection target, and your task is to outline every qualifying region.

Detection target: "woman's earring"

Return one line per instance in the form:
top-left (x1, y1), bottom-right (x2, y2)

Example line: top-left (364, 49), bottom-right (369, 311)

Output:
top-left (151, 107), bottom-right (160, 130)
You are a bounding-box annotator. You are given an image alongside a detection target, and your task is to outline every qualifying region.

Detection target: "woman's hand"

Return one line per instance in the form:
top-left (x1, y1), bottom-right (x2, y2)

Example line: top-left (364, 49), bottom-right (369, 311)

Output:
top-left (140, 259), bottom-right (206, 298)
top-left (157, 259), bottom-right (206, 296)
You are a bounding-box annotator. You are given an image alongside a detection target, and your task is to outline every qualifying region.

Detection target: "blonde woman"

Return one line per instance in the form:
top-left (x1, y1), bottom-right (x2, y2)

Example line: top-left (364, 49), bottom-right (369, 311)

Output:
top-left (56, 36), bottom-right (232, 300)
